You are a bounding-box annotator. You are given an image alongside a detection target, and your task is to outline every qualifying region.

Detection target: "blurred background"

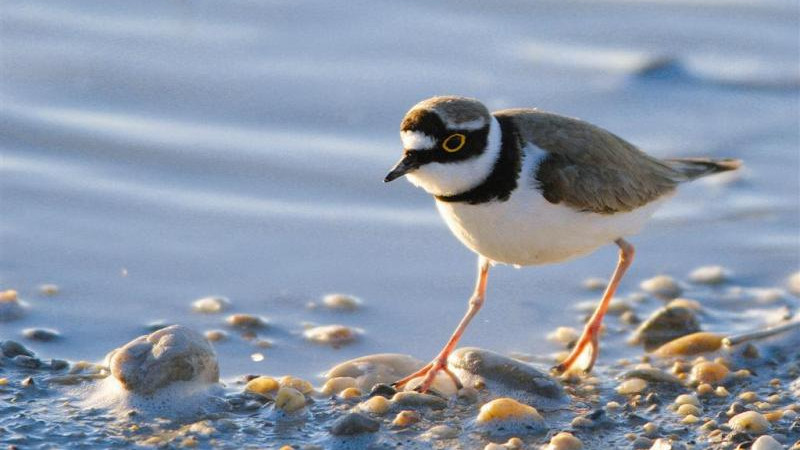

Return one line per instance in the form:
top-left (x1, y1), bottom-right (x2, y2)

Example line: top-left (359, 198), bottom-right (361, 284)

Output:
top-left (1, 0), bottom-right (798, 379)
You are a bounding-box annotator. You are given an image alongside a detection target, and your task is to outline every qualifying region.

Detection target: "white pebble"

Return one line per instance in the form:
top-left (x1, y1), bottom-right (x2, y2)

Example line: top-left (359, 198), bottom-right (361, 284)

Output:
top-left (192, 296), bottom-right (231, 313)
top-left (751, 435), bottom-right (783, 450)
top-left (617, 378), bottom-right (648, 395)
top-left (582, 277), bottom-right (607, 291)
top-left (787, 271), bottom-right (800, 296)
top-left (303, 325), bottom-right (357, 346)
top-left (547, 327), bottom-right (579, 345)
top-left (322, 294), bottom-right (362, 311)
top-left (728, 411), bottom-right (769, 434)
top-left (689, 266), bottom-right (729, 284)
top-left (545, 431), bottom-right (583, 450)
top-left (640, 275), bottom-right (682, 298)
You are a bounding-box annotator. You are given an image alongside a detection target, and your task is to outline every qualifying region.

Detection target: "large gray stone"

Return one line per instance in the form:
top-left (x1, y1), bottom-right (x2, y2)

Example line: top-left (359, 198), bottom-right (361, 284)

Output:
top-left (107, 325), bottom-right (219, 394)
top-left (326, 353), bottom-right (425, 391)
top-left (632, 306), bottom-right (700, 351)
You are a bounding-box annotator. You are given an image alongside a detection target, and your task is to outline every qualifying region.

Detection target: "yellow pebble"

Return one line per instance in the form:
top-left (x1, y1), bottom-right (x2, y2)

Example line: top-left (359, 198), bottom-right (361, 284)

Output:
top-left (677, 404), bottom-right (701, 416)
top-left (179, 437), bottom-right (198, 448)
top-left (674, 394), bottom-right (700, 406)
top-left (321, 377), bottom-right (358, 396)
top-left (643, 422), bottom-right (658, 436)
top-left (279, 376), bottom-right (313, 394)
top-left (728, 411), bottom-right (769, 434)
top-left (275, 387), bottom-right (306, 413)
top-left (617, 378), bottom-right (648, 395)
top-left (0, 378), bottom-right (7, 386)
top-left (338, 387), bottom-right (362, 399)
top-left (766, 394), bottom-right (781, 404)
top-left (358, 395), bottom-right (390, 415)
top-left (655, 332), bottom-right (722, 357)
top-left (739, 391), bottom-right (758, 403)
top-left (245, 376), bottom-right (279, 395)
top-left (278, 446), bottom-right (293, 450)
top-left (715, 386), bottom-right (730, 397)
top-left (763, 411), bottom-right (783, 422)
top-left (476, 398), bottom-right (542, 423)
top-left (392, 410), bottom-right (420, 428)
top-left (545, 431), bottom-right (583, 450)
top-left (505, 437), bottom-right (524, 449)
top-left (606, 401), bottom-right (621, 411)
top-left (682, 414), bottom-right (700, 424)
top-left (733, 369), bottom-right (752, 378)
top-left (697, 383), bottom-right (713, 395)
top-left (691, 361), bottom-right (729, 384)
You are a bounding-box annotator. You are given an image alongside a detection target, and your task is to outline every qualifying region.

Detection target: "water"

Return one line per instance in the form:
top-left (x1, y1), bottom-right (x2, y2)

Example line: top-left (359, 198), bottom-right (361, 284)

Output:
top-left (1, 0), bottom-right (799, 447)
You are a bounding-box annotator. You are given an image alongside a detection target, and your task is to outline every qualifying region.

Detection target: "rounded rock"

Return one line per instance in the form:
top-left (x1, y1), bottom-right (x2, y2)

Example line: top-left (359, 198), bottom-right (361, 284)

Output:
top-left (245, 376), bottom-right (279, 396)
top-left (38, 284), bottom-right (60, 296)
top-left (751, 435), bottom-right (784, 450)
top-left (0, 290), bottom-right (27, 322)
top-left (275, 387), bottom-right (306, 413)
top-left (632, 306), bottom-right (700, 351)
top-left (192, 296), bottom-right (231, 314)
top-left (321, 377), bottom-right (358, 396)
top-left (617, 378), bottom-right (648, 395)
top-left (357, 395), bottom-right (390, 415)
top-left (204, 330), bottom-right (228, 342)
top-left (545, 432), bottom-right (583, 450)
top-left (547, 327), bottom-right (579, 346)
top-left (330, 412), bottom-right (379, 435)
top-left (279, 376), bottom-right (313, 394)
top-left (392, 410), bottom-right (420, 427)
top-left (728, 411), bottom-right (770, 434)
top-left (640, 275), bottom-right (683, 299)
top-left (654, 332), bottom-right (723, 357)
top-left (691, 361), bottom-right (729, 384)
top-left (688, 266), bottom-right (729, 285)
top-left (322, 294), bottom-right (362, 311)
top-left (1, 340), bottom-right (34, 358)
top-left (338, 387), bottom-right (362, 399)
top-left (22, 328), bottom-right (61, 342)
top-left (303, 325), bottom-right (357, 346)
top-left (225, 314), bottom-right (266, 329)
top-left (392, 391), bottom-right (447, 410)
top-left (107, 325), bottom-right (219, 394)
top-left (476, 397), bottom-right (543, 424)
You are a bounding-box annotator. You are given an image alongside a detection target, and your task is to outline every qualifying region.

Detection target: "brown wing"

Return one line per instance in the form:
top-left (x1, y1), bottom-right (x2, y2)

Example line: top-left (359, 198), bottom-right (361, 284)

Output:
top-left (496, 109), bottom-right (680, 214)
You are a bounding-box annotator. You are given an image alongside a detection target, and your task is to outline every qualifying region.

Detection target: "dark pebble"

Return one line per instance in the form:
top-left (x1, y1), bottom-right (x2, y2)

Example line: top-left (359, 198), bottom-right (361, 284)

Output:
top-left (21, 377), bottom-right (34, 387)
top-left (632, 306), bottom-right (701, 351)
top-left (22, 328), bottom-right (61, 342)
top-left (50, 359), bottom-right (69, 370)
top-left (726, 402), bottom-right (746, 417)
top-left (330, 412), bottom-right (380, 435)
top-left (646, 393), bottom-right (661, 405)
top-left (369, 383), bottom-right (397, 398)
top-left (13, 355), bottom-right (42, 369)
top-left (1, 340), bottom-right (34, 358)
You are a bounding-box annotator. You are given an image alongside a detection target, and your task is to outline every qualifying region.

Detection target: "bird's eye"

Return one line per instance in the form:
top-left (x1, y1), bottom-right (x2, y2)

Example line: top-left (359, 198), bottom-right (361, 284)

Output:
top-left (442, 133), bottom-right (466, 152)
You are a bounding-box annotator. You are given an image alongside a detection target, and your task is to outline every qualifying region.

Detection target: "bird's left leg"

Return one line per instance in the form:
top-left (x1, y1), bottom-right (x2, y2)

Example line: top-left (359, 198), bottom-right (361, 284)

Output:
top-left (554, 238), bottom-right (635, 374)
top-left (393, 256), bottom-right (491, 393)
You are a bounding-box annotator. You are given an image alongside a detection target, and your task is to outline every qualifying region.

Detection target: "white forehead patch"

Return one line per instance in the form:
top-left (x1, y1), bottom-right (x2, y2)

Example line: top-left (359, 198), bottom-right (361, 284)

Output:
top-left (448, 116), bottom-right (487, 131)
top-left (400, 130), bottom-right (436, 150)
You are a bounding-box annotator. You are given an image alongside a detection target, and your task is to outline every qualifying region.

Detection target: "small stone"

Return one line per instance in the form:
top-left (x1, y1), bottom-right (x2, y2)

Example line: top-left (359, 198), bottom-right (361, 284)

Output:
top-left (547, 327), bottom-right (579, 346)
top-left (727, 402), bottom-right (746, 416)
top-left (204, 330), bottom-right (228, 342)
top-left (674, 394), bottom-right (700, 406)
top-left (191, 296), bottom-right (230, 314)
top-left (476, 397), bottom-right (543, 424)
top-left (22, 328), bottom-right (61, 342)
top-left (13, 355), bottom-right (42, 368)
top-left (21, 376), bottom-right (35, 387)
top-left (787, 272), bottom-right (800, 296)
top-left (423, 424), bottom-right (459, 440)
top-left (643, 422), bottom-right (659, 437)
top-left (322, 377), bottom-right (358, 396)
top-left (279, 376), bottom-right (313, 394)
top-left (338, 387), bottom-right (362, 399)
top-left (739, 391), bottom-right (759, 403)
top-left (751, 435), bottom-right (784, 450)
top-left (303, 325), bottom-right (357, 346)
top-left (368, 383), bottom-right (397, 398)
top-left (326, 354), bottom-right (424, 392)
top-left (654, 332), bottom-right (723, 357)
top-left (715, 386), bottom-right (730, 397)
top-left (107, 325), bottom-right (219, 394)
top-left (583, 277), bottom-right (607, 291)
top-left (545, 431), bottom-right (583, 450)
top-left (650, 438), bottom-right (687, 450)
top-left (677, 404), bottom-right (701, 416)
top-left (245, 376), bottom-right (279, 396)
top-left (392, 410), bottom-right (421, 427)
top-left (357, 395), bottom-right (390, 415)
top-left (617, 378), bottom-right (648, 395)
top-left (571, 416), bottom-right (594, 428)
top-left (691, 361), bottom-right (729, 384)
top-left (275, 387), bottom-right (306, 413)
top-left (391, 391), bottom-right (447, 410)
top-left (632, 436), bottom-right (653, 449)
top-left (1, 340), bottom-right (34, 358)
top-left (330, 412), bottom-right (379, 435)
top-left (666, 298), bottom-right (702, 311)
top-left (640, 275), bottom-right (682, 299)
top-left (689, 266), bottom-right (729, 284)
top-left (225, 314), bottom-right (266, 329)
top-left (681, 414), bottom-right (699, 424)
top-left (38, 284), bottom-right (60, 296)
top-left (0, 290), bottom-right (27, 321)
top-left (632, 306), bottom-right (700, 351)
top-left (697, 383), bottom-right (714, 395)
top-left (322, 294), bottom-right (362, 311)
top-left (729, 411), bottom-right (770, 434)
top-left (621, 310), bottom-right (641, 325)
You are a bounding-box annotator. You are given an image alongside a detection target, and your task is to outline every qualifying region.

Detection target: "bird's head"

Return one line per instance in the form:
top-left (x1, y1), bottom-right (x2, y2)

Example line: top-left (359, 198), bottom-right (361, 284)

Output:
top-left (384, 96), bottom-right (498, 197)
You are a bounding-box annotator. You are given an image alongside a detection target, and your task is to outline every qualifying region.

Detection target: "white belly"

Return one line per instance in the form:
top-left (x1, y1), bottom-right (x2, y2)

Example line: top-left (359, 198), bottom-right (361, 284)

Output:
top-left (435, 176), bottom-right (669, 266)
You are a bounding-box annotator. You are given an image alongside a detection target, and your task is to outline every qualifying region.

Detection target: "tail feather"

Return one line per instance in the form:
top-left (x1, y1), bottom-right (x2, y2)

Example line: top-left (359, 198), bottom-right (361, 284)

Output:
top-left (665, 157), bottom-right (742, 181)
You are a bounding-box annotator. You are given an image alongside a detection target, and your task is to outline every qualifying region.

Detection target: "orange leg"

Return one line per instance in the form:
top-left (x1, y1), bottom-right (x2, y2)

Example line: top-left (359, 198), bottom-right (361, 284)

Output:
top-left (393, 256), bottom-right (491, 393)
top-left (554, 238), bottom-right (635, 374)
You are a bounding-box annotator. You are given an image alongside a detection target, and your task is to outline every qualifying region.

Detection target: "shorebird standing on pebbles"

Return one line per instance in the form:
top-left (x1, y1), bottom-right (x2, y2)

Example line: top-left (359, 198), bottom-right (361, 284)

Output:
top-left (384, 96), bottom-right (740, 393)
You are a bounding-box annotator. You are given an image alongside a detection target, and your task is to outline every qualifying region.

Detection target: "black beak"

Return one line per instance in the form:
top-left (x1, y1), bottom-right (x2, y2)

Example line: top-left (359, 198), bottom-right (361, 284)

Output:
top-left (384, 152), bottom-right (420, 183)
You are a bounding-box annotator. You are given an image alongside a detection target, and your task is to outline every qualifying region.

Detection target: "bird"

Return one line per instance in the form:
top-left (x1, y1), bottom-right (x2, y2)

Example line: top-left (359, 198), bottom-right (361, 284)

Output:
top-left (384, 96), bottom-right (740, 393)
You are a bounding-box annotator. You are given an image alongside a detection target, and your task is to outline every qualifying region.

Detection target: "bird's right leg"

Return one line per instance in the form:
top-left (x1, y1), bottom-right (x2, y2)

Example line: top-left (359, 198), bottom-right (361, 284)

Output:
top-left (392, 256), bottom-right (491, 393)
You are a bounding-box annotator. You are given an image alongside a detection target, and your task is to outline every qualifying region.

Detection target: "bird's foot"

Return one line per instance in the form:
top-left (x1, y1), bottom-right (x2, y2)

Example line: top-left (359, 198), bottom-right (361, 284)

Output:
top-left (392, 354), bottom-right (462, 394)
top-left (552, 327), bottom-right (600, 375)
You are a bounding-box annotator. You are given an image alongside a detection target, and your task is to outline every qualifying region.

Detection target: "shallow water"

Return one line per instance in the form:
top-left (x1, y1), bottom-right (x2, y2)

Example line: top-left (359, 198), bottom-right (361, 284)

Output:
top-left (1, 0), bottom-right (799, 447)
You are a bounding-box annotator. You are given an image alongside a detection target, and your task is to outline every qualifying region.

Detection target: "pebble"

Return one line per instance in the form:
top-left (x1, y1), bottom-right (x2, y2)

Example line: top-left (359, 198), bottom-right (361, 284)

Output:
top-left (476, 397), bottom-right (543, 424)
top-left (275, 387), bottom-right (306, 413)
top-left (391, 391), bottom-right (447, 410)
top-left (654, 332), bottom-right (723, 357)
top-left (688, 266), bottom-right (729, 284)
top-left (570, 416), bottom-right (595, 428)
top-left (643, 422), bottom-right (659, 437)
top-left (739, 391), bottom-right (758, 403)
top-left (204, 330), bottom-right (228, 342)
top-left (640, 275), bottom-right (683, 299)
top-left (547, 326), bottom-right (579, 346)
top-left (632, 306), bottom-right (700, 351)
top-left (448, 347), bottom-right (565, 403)
top-left (676, 404), bottom-right (701, 416)
top-left (322, 294), bottom-right (362, 311)
top-left (321, 377), bottom-right (358, 396)
top-left (728, 411), bottom-right (770, 434)
top-left (0, 290), bottom-right (27, 321)
top-left (326, 353), bottom-right (424, 392)
top-left (681, 414), bottom-right (699, 424)
top-left (191, 296), bottom-right (231, 314)
top-left (617, 378), bottom-right (648, 395)
top-left (649, 438), bottom-right (687, 450)
top-left (583, 277), bottom-right (607, 291)
top-left (280, 376), bottom-right (314, 394)
top-left (338, 387), bottom-right (362, 399)
top-left (666, 298), bottom-right (702, 311)
top-left (303, 325), bottom-right (357, 346)
top-left (545, 432), bottom-right (583, 450)
top-left (690, 361), bottom-right (729, 384)
top-left (787, 271), bottom-right (800, 296)
top-left (392, 410), bottom-right (420, 427)
top-left (674, 394), bottom-right (700, 407)
top-left (1, 340), bottom-right (34, 358)
top-left (22, 328), bottom-right (61, 342)
top-left (14, 355), bottom-right (42, 369)
top-left (751, 435), bottom-right (784, 450)
top-left (225, 314), bottom-right (267, 329)
top-left (38, 284), bottom-right (60, 296)
top-left (330, 412), bottom-right (379, 435)
top-left (423, 424), bottom-right (459, 440)
top-left (245, 376), bottom-right (279, 396)
top-left (357, 395), bottom-right (390, 415)
top-left (369, 383), bottom-right (397, 398)
top-left (107, 325), bottom-right (219, 394)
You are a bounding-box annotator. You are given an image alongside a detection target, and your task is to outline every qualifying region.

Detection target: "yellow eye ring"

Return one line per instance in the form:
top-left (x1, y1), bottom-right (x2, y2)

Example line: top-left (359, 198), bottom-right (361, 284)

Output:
top-left (442, 133), bottom-right (466, 152)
